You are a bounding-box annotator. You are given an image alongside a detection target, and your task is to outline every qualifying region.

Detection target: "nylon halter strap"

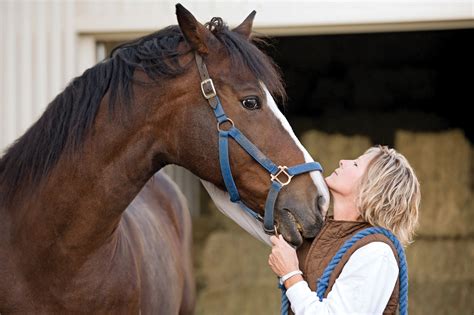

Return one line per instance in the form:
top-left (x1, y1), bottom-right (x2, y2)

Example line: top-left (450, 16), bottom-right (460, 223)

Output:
top-left (194, 53), bottom-right (323, 234)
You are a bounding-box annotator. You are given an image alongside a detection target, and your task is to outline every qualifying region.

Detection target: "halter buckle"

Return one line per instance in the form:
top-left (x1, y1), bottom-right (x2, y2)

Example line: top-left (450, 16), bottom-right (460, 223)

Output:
top-left (201, 78), bottom-right (217, 99)
top-left (270, 166), bottom-right (293, 186)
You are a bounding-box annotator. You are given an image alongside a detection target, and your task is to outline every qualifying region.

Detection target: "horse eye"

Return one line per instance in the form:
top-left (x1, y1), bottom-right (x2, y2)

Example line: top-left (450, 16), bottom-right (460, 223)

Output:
top-left (241, 97), bottom-right (260, 110)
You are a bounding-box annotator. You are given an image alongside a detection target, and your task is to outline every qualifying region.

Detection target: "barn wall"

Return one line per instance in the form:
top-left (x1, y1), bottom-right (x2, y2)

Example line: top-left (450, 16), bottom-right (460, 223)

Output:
top-left (0, 1), bottom-right (76, 153)
top-left (75, 0), bottom-right (473, 35)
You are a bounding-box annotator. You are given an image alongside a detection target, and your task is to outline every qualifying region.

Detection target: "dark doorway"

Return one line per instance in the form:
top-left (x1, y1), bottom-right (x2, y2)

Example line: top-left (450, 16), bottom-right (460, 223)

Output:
top-left (263, 28), bottom-right (473, 145)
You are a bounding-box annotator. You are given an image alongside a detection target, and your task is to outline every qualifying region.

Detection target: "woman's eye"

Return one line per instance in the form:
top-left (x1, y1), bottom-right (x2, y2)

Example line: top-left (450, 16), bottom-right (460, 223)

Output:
top-left (241, 97), bottom-right (260, 110)
top-left (354, 162), bottom-right (358, 167)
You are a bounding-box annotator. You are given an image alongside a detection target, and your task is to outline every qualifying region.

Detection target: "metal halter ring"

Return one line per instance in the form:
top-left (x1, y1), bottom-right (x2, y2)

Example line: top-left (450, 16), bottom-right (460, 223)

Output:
top-left (264, 222), bottom-right (280, 235)
top-left (270, 165), bottom-right (293, 186)
top-left (217, 118), bottom-right (235, 132)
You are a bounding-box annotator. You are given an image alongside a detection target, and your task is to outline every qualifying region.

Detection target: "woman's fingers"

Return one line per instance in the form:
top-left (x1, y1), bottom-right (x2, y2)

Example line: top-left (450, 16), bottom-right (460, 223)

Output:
top-left (268, 233), bottom-right (301, 277)
top-left (270, 235), bottom-right (279, 245)
top-left (272, 234), bottom-right (291, 247)
top-left (268, 254), bottom-right (274, 267)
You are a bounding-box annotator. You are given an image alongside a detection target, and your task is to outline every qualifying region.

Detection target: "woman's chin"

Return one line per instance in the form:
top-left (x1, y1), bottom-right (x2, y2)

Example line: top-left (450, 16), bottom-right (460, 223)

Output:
top-left (324, 176), bottom-right (334, 191)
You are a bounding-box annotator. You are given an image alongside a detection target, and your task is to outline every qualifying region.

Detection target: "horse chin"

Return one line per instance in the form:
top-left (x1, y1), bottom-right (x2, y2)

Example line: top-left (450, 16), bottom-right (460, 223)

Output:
top-left (278, 212), bottom-right (304, 247)
top-left (277, 209), bottom-right (324, 248)
top-left (279, 222), bottom-right (304, 247)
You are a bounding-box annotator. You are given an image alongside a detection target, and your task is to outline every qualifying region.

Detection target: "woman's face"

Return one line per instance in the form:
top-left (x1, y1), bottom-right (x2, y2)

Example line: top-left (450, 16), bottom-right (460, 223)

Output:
top-left (325, 151), bottom-right (378, 197)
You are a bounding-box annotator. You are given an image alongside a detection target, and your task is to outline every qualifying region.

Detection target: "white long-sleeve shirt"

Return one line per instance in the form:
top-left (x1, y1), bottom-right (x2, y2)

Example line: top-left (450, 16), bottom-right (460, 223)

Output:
top-left (286, 242), bottom-right (399, 315)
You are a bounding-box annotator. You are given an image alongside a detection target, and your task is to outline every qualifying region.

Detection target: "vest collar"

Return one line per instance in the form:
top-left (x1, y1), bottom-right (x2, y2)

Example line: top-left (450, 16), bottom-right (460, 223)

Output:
top-left (319, 216), bottom-right (370, 239)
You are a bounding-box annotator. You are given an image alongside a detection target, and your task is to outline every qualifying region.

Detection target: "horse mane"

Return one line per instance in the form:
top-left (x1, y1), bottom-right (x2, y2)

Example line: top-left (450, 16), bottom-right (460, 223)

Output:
top-left (0, 19), bottom-right (285, 205)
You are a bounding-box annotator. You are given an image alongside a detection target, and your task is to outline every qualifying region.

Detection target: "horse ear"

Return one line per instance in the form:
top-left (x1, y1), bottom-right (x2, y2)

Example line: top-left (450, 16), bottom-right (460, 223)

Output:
top-left (232, 10), bottom-right (256, 40)
top-left (176, 3), bottom-right (212, 55)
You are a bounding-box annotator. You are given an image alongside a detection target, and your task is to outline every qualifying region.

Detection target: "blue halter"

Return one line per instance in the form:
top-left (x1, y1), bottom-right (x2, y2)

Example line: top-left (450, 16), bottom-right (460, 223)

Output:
top-left (195, 53), bottom-right (323, 234)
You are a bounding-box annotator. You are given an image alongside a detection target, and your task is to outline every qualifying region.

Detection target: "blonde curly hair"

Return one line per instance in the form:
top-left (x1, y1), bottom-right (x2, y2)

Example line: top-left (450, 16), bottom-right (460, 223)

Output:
top-left (357, 146), bottom-right (420, 246)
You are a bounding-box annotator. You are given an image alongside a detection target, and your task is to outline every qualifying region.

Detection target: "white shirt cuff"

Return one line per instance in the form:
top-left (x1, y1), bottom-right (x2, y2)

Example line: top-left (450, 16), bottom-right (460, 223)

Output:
top-left (285, 280), bottom-right (319, 313)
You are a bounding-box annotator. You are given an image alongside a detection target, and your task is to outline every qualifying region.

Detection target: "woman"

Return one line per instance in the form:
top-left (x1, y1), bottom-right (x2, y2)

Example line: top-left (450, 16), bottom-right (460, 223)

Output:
top-left (268, 145), bottom-right (420, 314)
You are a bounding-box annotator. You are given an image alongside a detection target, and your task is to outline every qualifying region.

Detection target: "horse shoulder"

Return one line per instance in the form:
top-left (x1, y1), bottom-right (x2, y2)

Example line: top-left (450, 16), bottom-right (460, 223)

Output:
top-left (145, 171), bottom-right (192, 242)
top-left (118, 171), bottom-right (195, 313)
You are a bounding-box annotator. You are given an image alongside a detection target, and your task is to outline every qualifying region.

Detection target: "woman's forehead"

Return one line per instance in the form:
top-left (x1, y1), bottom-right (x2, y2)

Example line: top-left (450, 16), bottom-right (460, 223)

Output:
top-left (358, 151), bottom-right (378, 164)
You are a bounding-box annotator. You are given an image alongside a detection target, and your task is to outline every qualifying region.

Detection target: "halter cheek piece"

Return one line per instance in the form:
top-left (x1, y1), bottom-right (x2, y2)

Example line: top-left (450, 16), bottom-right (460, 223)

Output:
top-left (194, 53), bottom-right (323, 235)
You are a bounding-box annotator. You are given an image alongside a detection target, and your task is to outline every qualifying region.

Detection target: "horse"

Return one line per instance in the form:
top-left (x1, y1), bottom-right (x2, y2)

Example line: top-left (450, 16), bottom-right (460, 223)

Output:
top-left (0, 4), bottom-right (329, 314)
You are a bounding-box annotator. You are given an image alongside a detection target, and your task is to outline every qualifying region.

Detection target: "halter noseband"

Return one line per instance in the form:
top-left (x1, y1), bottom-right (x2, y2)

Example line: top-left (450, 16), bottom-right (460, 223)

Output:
top-left (194, 53), bottom-right (323, 235)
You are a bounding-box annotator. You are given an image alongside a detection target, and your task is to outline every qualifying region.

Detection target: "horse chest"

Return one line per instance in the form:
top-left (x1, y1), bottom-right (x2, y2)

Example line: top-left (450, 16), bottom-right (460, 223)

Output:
top-left (1, 171), bottom-right (191, 314)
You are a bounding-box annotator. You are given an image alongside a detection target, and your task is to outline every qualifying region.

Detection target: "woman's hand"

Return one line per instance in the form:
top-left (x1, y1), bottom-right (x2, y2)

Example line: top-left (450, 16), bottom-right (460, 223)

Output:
top-left (268, 234), bottom-right (300, 277)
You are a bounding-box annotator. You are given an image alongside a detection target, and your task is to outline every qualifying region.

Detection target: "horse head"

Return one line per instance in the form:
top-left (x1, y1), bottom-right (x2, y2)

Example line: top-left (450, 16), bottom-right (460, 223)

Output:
top-left (109, 4), bottom-right (329, 247)
top-left (166, 5), bottom-right (329, 247)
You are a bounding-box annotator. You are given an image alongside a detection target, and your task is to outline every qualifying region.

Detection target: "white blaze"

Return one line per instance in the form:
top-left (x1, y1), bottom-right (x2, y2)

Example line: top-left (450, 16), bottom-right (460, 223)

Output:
top-left (262, 86), bottom-right (330, 216)
top-left (202, 84), bottom-right (330, 246)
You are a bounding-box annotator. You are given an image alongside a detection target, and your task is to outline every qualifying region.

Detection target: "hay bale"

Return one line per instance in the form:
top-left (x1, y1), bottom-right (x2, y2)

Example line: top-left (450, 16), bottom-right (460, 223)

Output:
top-left (406, 239), bottom-right (474, 282)
top-left (395, 130), bottom-right (473, 236)
top-left (192, 204), bottom-right (252, 301)
top-left (471, 145), bottom-right (474, 191)
top-left (301, 130), bottom-right (372, 174)
top-left (199, 231), bottom-right (274, 288)
top-left (409, 280), bottom-right (474, 315)
top-left (192, 201), bottom-right (241, 248)
top-left (301, 130), bottom-right (372, 216)
top-left (196, 230), bottom-right (279, 315)
top-left (196, 284), bottom-right (280, 315)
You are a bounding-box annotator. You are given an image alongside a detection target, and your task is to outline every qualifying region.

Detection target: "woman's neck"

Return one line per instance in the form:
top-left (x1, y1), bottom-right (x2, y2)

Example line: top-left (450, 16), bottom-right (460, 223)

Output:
top-left (332, 193), bottom-right (360, 221)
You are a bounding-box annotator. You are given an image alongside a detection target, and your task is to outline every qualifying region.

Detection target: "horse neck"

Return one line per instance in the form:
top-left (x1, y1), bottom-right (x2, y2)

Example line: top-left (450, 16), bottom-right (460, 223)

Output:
top-left (8, 92), bottom-right (169, 260)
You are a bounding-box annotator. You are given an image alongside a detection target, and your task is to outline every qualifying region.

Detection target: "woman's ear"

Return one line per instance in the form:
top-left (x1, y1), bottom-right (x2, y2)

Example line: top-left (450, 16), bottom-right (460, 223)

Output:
top-left (176, 3), bottom-right (214, 54)
top-left (232, 10), bottom-right (256, 40)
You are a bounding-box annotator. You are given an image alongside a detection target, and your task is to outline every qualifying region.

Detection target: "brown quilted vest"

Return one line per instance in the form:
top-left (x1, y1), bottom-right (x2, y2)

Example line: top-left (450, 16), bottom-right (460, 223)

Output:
top-left (287, 218), bottom-right (399, 315)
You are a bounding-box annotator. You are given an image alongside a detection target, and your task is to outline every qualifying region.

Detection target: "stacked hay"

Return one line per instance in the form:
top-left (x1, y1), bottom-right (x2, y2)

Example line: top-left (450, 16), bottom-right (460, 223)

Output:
top-left (396, 129), bottom-right (474, 315)
top-left (301, 130), bottom-right (372, 216)
top-left (194, 205), bottom-right (279, 315)
top-left (301, 130), bottom-right (373, 174)
top-left (406, 239), bottom-right (474, 315)
top-left (395, 130), bottom-right (473, 236)
top-left (196, 230), bottom-right (280, 314)
top-left (407, 239), bottom-right (474, 282)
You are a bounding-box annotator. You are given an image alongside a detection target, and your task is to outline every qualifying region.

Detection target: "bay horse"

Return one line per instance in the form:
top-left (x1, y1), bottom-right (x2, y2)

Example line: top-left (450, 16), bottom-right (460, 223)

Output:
top-left (0, 4), bottom-right (329, 314)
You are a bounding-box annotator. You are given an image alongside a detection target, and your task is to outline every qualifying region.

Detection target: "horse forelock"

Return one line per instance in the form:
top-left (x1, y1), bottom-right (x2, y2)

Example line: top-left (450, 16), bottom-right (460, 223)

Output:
top-left (207, 19), bottom-right (287, 104)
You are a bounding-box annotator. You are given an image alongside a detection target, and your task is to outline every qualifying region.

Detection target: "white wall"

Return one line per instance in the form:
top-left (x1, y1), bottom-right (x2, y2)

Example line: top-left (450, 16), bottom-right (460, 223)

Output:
top-left (75, 0), bottom-right (474, 36)
top-left (1, 0), bottom-right (76, 153)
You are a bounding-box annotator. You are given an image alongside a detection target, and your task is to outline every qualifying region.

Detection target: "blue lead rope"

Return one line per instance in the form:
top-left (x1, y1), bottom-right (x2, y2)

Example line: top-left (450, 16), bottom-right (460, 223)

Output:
top-left (279, 227), bottom-right (408, 315)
